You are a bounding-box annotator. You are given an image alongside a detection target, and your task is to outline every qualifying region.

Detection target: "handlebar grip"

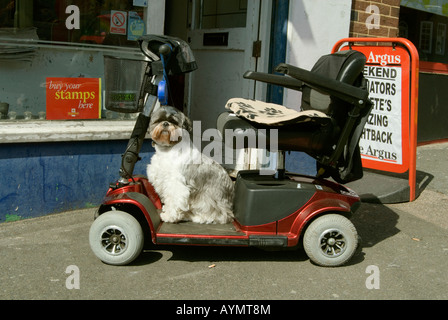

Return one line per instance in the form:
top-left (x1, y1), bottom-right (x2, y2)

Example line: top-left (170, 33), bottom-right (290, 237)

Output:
top-left (139, 40), bottom-right (160, 61)
top-left (159, 44), bottom-right (172, 56)
top-left (139, 40), bottom-right (173, 61)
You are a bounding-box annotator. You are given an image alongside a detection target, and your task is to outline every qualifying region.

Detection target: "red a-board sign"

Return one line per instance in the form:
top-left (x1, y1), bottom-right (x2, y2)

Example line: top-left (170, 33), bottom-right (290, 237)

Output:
top-left (46, 77), bottom-right (101, 120)
top-left (352, 45), bottom-right (411, 174)
top-left (332, 38), bottom-right (419, 201)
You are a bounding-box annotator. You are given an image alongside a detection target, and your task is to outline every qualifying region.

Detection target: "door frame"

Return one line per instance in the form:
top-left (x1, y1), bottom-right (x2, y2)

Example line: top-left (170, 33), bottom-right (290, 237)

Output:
top-left (185, 0), bottom-right (273, 118)
top-left (185, 0), bottom-right (275, 172)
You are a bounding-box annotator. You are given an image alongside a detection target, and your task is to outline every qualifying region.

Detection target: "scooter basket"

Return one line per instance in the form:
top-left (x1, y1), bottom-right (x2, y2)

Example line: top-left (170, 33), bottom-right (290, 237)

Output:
top-left (104, 55), bottom-right (148, 113)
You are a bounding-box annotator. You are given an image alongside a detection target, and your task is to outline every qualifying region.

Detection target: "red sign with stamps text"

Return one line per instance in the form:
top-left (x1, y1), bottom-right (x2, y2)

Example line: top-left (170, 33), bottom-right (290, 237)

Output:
top-left (46, 77), bottom-right (101, 120)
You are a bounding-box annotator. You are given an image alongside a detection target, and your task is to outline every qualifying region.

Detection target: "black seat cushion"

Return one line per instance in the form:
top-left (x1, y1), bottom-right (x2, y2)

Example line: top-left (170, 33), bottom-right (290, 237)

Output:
top-left (217, 111), bottom-right (334, 156)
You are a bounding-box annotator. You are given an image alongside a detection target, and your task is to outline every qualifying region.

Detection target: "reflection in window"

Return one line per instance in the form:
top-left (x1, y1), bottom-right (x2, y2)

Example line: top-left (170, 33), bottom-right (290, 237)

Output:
top-left (420, 21), bottom-right (433, 54)
top-left (199, 0), bottom-right (247, 29)
top-left (0, 0), bottom-right (144, 48)
top-left (436, 23), bottom-right (446, 55)
top-left (0, 0), bottom-right (149, 122)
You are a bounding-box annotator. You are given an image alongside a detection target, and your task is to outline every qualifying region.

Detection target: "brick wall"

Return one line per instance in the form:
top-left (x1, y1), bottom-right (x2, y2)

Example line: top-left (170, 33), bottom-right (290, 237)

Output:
top-left (350, 0), bottom-right (401, 37)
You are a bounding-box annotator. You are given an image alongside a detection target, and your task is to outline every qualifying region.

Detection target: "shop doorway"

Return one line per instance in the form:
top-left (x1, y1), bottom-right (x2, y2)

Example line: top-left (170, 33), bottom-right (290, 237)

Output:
top-left (164, 0), bottom-right (272, 171)
top-left (185, 0), bottom-right (267, 131)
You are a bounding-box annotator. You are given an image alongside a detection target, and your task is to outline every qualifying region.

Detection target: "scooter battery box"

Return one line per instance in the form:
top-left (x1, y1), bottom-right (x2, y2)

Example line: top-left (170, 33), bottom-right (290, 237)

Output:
top-left (233, 171), bottom-right (316, 226)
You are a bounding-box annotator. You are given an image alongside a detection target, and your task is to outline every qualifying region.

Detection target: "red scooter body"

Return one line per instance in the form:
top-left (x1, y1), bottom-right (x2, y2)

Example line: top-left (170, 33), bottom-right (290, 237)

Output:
top-left (96, 170), bottom-right (360, 250)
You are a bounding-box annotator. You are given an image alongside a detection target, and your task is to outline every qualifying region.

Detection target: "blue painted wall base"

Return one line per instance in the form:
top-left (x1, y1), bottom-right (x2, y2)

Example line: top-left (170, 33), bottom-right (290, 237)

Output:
top-left (0, 140), bottom-right (155, 223)
top-left (0, 140), bottom-right (316, 223)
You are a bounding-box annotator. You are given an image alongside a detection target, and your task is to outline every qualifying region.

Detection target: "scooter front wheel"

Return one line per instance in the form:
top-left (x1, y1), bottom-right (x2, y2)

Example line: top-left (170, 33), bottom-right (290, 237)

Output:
top-left (89, 210), bottom-right (144, 266)
top-left (303, 214), bottom-right (358, 267)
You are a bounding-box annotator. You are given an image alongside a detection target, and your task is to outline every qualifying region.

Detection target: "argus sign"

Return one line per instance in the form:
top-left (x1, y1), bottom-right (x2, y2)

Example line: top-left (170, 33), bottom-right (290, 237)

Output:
top-left (360, 46), bottom-right (409, 173)
top-left (332, 38), bottom-right (419, 201)
top-left (355, 45), bottom-right (411, 173)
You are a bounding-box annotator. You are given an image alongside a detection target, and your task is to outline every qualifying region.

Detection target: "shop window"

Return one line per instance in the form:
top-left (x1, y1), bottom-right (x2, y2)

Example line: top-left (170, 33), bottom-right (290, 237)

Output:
top-left (400, 4), bottom-right (448, 64)
top-left (399, 21), bottom-right (409, 38)
top-left (0, 0), bottom-right (149, 122)
top-left (0, 0), bottom-right (144, 48)
top-left (198, 0), bottom-right (247, 29)
top-left (420, 21), bottom-right (433, 53)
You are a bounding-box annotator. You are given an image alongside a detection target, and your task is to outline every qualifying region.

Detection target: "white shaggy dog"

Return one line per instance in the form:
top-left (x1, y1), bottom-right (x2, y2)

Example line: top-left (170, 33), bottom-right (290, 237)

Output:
top-left (146, 106), bottom-right (234, 224)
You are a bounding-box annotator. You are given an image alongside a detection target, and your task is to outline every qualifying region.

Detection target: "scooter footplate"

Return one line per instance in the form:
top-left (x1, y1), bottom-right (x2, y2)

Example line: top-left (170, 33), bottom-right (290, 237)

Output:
top-left (156, 221), bottom-right (288, 247)
top-left (158, 221), bottom-right (244, 236)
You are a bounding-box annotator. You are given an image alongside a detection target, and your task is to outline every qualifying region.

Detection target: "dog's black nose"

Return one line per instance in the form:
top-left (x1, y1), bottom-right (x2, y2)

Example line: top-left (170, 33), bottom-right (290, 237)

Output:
top-left (163, 121), bottom-right (169, 128)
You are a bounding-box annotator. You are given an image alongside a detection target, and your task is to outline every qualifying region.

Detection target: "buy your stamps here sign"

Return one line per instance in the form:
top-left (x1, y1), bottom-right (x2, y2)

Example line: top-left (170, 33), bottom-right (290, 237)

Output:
top-left (46, 77), bottom-right (101, 120)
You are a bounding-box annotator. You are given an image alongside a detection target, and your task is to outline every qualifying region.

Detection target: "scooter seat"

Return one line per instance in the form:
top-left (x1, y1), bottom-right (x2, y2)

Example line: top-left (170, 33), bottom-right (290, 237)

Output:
top-left (217, 49), bottom-right (372, 183)
top-left (217, 106), bottom-right (335, 156)
top-left (225, 97), bottom-right (331, 126)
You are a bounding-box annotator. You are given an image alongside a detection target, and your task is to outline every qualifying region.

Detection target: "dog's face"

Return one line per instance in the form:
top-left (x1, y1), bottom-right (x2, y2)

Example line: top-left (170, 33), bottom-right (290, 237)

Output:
top-left (149, 106), bottom-right (192, 147)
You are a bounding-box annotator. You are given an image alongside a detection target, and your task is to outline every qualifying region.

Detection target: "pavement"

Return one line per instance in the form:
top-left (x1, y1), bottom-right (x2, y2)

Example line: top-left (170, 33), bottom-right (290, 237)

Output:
top-left (0, 142), bottom-right (447, 302)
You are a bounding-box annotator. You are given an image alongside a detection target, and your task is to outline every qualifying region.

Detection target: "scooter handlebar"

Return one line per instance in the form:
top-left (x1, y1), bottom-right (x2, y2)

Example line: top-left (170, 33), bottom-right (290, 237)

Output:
top-left (139, 40), bottom-right (160, 61)
top-left (139, 40), bottom-right (172, 61)
top-left (159, 44), bottom-right (172, 56)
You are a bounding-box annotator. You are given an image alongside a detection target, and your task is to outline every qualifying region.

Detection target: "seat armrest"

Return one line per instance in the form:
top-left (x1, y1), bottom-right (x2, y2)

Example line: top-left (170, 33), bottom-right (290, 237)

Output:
top-left (243, 71), bottom-right (303, 91)
top-left (275, 63), bottom-right (369, 107)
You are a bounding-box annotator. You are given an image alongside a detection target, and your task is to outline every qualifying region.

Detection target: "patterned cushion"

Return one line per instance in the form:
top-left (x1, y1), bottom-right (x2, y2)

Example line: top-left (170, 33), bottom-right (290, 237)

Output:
top-left (225, 98), bottom-right (329, 126)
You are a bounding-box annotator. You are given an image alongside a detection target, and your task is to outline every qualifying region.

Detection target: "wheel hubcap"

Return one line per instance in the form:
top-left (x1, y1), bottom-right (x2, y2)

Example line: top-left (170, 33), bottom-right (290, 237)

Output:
top-left (319, 229), bottom-right (346, 258)
top-left (100, 226), bottom-right (127, 255)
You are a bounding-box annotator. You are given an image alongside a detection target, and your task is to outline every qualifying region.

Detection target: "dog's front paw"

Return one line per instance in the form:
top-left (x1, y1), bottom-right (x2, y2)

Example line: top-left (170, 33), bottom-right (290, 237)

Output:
top-left (160, 207), bottom-right (183, 223)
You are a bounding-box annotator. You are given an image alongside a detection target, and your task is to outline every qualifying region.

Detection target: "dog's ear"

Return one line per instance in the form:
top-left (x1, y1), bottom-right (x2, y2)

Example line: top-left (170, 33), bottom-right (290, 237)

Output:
top-left (183, 116), bottom-right (193, 134)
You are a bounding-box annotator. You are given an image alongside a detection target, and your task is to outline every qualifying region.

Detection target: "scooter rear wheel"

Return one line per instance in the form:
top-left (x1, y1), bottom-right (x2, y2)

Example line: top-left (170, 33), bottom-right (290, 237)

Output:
top-left (89, 210), bottom-right (144, 266)
top-left (303, 214), bottom-right (358, 267)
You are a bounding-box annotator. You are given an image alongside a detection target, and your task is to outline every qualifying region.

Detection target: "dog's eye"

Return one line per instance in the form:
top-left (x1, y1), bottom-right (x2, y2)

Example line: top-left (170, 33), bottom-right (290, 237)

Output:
top-left (167, 116), bottom-right (179, 125)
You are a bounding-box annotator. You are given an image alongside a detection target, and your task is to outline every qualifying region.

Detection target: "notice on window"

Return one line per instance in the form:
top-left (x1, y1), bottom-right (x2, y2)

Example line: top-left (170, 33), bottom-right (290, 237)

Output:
top-left (133, 0), bottom-right (148, 7)
top-left (46, 78), bottom-right (101, 120)
top-left (360, 65), bottom-right (403, 165)
top-left (110, 10), bottom-right (127, 35)
top-left (127, 11), bottom-right (145, 41)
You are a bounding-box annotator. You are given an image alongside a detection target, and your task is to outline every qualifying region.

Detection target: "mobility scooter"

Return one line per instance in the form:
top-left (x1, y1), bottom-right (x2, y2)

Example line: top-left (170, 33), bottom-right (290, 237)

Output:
top-left (89, 35), bottom-right (372, 267)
